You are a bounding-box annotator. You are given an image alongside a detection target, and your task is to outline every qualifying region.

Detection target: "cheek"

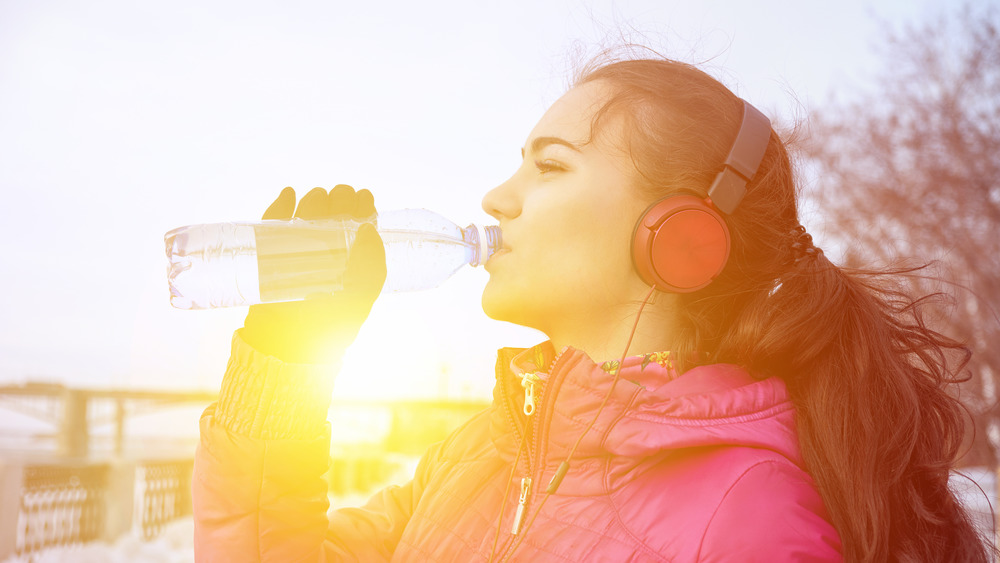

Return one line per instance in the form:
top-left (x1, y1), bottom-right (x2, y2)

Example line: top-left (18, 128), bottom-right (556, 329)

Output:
top-left (571, 238), bottom-right (636, 295)
top-left (540, 216), bottom-right (637, 296)
top-left (569, 204), bottom-right (638, 269)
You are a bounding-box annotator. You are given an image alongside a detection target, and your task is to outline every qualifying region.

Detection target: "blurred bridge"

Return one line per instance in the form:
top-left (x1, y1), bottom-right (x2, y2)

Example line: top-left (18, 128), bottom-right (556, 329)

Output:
top-left (0, 383), bottom-right (218, 458)
top-left (0, 382), bottom-right (489, 458)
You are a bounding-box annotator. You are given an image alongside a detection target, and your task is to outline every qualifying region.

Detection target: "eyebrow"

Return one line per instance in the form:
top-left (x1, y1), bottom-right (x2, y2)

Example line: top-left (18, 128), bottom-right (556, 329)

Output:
top-left (521, 136), bottom-right (582, 158)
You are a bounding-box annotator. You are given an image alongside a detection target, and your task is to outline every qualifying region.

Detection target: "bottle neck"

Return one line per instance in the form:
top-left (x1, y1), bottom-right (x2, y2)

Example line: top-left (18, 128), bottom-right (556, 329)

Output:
top-left (463, 224), bottom-right (502, 266)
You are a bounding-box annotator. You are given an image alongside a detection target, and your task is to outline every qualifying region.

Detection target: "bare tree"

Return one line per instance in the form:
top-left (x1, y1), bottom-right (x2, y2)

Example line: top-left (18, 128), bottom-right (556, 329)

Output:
top-left (802, 6), bottom-right (1000, 466)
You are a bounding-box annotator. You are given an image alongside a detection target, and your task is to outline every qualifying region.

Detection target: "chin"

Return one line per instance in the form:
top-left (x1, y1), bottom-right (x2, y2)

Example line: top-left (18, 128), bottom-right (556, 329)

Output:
top-left (480, 283), bottom-right (509, 321)
top-left (481, 283), bottom-right (551, 332)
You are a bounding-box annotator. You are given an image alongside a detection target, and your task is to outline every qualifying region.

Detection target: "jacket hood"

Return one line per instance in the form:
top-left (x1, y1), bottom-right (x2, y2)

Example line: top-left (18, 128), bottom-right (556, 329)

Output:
top-left (489, 342), bottom-right (804, 492)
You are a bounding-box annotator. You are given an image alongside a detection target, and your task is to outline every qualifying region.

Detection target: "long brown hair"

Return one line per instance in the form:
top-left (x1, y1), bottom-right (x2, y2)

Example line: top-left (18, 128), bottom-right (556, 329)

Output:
top-left (578, 57), bottom-right (991, 562)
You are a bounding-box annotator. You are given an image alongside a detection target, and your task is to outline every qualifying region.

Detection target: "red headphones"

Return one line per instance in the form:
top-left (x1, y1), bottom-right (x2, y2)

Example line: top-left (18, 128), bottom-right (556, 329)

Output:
top-left (631, 100), bottom-right (772, 292)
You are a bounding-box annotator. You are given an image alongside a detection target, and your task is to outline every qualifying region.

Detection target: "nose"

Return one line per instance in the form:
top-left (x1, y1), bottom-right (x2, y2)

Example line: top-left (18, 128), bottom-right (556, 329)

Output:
top-left (481, 173), bottom-right (522, 222)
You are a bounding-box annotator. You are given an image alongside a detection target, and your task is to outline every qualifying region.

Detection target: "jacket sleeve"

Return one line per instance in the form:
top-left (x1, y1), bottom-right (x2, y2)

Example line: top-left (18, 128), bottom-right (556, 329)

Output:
top-left (696, 460), bottom-right (843, 562)
top-left (193, 331), bottom-right (426, 562)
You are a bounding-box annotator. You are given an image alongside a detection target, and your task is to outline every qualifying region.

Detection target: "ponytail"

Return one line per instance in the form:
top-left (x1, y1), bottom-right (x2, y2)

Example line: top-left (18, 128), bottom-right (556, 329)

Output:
top-left (737, 255), bottom-right (987, 561)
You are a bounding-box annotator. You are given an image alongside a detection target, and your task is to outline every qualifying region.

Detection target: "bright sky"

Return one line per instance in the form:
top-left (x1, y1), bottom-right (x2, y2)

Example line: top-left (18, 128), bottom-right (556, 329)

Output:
top-left (0, 0), bottom-right (980, 401)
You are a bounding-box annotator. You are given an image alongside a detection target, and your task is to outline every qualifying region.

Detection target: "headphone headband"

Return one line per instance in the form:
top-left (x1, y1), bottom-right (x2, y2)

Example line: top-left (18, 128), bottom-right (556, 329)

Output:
top-left (706, 100), bottom-right (772, 214)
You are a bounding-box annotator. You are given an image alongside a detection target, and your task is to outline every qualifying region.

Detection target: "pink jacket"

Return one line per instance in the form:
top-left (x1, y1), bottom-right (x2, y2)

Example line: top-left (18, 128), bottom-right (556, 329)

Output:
top-left (194, 334), bottom-right (843, 561)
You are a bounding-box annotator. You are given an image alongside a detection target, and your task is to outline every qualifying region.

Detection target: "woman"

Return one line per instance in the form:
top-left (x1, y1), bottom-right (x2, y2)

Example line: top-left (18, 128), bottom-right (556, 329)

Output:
top-left (193, 57), bottom-right (989, 561)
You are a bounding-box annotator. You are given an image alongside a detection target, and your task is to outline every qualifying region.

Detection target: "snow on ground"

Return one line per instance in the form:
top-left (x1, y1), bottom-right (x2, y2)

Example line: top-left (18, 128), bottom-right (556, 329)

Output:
top-left (0, 492), bottom-right (385, 563)
top-left (1, 517), bottom-right (195, 563)
top-left (4, 468), bottom-right (996, 561)
top-left (0, 456), bottom-right (421, 562)
top-left (0, 491), bottom-right (381, 563)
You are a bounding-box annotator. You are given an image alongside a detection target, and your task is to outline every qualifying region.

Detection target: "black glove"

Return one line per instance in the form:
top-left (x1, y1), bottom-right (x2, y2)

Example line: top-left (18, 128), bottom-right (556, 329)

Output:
top-left (240, 185), bottom-right (387, 363)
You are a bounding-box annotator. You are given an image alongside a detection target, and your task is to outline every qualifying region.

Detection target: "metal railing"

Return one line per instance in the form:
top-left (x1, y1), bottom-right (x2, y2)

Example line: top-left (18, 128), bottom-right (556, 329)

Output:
top-left (0, 395), bottom-right (490, 560)
top-left (16, 464), bottom-right (106, 555)
top-left (135, 461), bottom-right (192, 540)
top-left (0, 458), bottom-right (194, 561)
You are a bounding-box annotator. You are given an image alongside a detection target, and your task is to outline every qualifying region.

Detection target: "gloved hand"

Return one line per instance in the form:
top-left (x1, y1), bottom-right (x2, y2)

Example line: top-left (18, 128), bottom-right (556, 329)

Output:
top-left (240, 185), bottom-right (387, 364)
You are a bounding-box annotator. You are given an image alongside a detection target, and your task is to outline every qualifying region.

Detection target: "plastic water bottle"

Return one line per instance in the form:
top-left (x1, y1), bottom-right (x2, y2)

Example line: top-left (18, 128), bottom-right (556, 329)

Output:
top-left (164, 209), bottom-right (502, 310)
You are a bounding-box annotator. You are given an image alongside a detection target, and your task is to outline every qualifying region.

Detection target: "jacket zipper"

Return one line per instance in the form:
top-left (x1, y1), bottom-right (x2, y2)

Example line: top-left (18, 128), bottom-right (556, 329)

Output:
top-left (506, 370), bottom-right (542, 539)
top-left (528, 348), bottom-right (568, 482)
top-left (510, 476), bottom-right (532, 534)
top-left (494, 373), bottom-right (533, 556)
top-left (500, 349), bottom-right (570, 554)
top-left (520, 373), bottom-right (541, 416)
top-left (498, 367), bottom-right (530, 472)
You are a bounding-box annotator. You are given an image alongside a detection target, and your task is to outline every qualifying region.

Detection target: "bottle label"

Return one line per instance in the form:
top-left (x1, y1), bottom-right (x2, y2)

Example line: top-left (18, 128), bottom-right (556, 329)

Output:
top-left (255, 220), bottom-right (352, 303)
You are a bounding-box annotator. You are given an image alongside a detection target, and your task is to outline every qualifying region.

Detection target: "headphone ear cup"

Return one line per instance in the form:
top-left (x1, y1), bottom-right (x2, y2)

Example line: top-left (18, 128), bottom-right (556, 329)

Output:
top-left (632, 196), bottom-right (731, 293)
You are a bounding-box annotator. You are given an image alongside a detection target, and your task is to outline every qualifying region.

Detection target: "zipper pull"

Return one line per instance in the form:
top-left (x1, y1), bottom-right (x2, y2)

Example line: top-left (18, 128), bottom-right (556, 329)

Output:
top-left (511, 477), bottom-right (532, 535)
top-left (521, 373), bottom-right (540, 416)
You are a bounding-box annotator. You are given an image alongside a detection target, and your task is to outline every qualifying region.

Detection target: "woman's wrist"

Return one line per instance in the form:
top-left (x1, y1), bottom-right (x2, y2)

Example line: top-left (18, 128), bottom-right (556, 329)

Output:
top-left (214, 331), bottom-right (340, 439)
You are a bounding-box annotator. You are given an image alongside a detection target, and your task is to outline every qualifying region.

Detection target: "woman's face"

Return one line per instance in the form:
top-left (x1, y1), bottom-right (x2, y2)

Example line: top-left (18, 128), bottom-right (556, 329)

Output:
top-left (481, 80), bottom-right (653, 336)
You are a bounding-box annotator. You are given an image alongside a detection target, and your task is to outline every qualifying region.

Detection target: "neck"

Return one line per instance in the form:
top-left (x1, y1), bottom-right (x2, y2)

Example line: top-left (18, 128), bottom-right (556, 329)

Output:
top-left (547, 290), bottom-right (678, 365)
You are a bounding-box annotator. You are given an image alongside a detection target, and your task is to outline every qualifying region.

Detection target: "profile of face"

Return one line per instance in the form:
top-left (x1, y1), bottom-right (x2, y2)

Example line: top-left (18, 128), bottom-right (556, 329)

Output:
top-left (480, 80), bottom-right (654, 339)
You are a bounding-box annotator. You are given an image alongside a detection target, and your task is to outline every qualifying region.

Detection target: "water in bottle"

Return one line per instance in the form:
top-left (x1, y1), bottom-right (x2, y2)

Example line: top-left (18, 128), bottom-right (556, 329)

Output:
top-left (164, 209), bottom-right (502, 310)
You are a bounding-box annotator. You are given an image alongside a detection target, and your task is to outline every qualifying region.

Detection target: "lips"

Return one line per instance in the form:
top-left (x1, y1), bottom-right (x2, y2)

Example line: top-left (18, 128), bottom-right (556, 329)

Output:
top-left (485, 247), bottom-right (510, 271)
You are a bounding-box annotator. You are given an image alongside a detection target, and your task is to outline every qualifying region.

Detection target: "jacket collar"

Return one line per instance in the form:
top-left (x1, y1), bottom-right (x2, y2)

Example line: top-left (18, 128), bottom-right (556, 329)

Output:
top-left (489, 341), bottom-right (803, 492)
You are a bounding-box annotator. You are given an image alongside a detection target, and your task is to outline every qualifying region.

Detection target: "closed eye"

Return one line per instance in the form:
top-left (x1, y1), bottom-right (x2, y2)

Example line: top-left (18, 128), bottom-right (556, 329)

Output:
top-left (534, 159), bottom-right (566, 174)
